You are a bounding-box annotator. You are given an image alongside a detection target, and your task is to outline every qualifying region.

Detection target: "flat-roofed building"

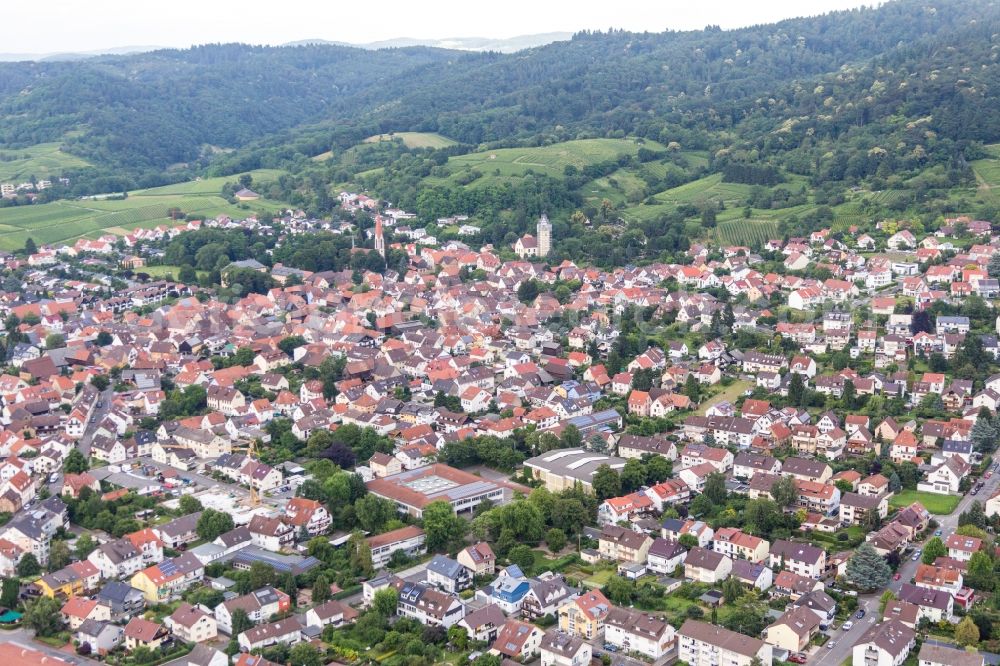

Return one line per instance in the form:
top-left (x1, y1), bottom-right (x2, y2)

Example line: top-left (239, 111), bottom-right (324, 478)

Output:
top-left (523, 448), bottom-right (627, 493)
top-left (366, 464), bottom-right (520, 518)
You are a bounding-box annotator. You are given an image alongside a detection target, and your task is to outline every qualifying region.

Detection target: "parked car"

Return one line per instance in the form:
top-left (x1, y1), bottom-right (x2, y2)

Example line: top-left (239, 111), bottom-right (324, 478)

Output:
top-left (893, 573), bottom-right (901, 581)
top-left (934, 529), bottom-right (942, 536)
top-left (827, 642), bottom-right (837, 650)
top-left (856, 610), bottom-right (866, 619)
top-left (788, 655), bottom-right (807, 663)
top-left (842, 622), bottom-right (854, 631)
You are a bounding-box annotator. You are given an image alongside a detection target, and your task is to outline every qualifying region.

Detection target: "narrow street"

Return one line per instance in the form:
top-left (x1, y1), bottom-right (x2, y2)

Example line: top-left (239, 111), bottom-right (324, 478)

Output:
top-left (812, 467), bottom-right (1000, 666)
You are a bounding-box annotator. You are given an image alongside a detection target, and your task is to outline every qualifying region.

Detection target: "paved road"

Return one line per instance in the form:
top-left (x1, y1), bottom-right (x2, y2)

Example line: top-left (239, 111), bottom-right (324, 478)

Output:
top-left (812, 466), bottom-right (1000, 666)
top-left (3, 628), bottom-right (93, 664)
top-left (78, 387), bottom-right (114, 457)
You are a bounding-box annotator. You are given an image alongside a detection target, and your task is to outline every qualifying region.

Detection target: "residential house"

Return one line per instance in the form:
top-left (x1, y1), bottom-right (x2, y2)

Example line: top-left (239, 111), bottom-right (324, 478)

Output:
top-left (678, 619), bottom-right (772, 666)
top-left (850, 619), bottom-right (915, 666)
top-left (684, 547), bottom-right (732, 583)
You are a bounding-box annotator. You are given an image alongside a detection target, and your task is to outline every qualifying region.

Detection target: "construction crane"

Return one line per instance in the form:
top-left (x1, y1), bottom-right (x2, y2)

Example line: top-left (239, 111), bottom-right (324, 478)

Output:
top-left (230, 439), bottom-right (262, 507)
top-left (153, 439), bottom-right (262, 507)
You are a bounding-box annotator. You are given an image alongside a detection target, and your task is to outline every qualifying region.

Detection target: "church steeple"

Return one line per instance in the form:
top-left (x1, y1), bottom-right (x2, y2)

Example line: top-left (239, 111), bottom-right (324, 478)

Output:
top-left (374, 215), bottom-right (385, 258)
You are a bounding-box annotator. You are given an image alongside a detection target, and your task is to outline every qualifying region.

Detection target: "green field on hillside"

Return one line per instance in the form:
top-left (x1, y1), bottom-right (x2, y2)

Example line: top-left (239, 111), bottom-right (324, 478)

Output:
top-left (0, 142), bottom-right (91, 182)
top-left (364, 132), bottom-right (458, 149)
top-left (715, 220), bottom-right (781, 246)
top-left (431, 138), bottom-right (666, 186)
top-left (0, 169), bottom-right (288, 251)
top-left (132, 169), bottom-right (286, 196)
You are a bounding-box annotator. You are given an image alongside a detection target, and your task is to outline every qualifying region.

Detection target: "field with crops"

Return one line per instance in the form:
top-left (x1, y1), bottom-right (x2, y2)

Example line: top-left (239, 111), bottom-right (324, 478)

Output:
top-left (429, 139), bottom-right (666, 186)
top-left (364, 132), bottom-right (458, 149)
top-left (715, 219), bottom-right (781, 246)
top-left (0, 142), bottom-right (91, 182)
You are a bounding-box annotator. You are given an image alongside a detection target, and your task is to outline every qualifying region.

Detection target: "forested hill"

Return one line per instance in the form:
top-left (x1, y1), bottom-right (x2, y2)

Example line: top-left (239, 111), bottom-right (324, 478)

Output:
top-left (1, 0), bottom-right (1000, 187)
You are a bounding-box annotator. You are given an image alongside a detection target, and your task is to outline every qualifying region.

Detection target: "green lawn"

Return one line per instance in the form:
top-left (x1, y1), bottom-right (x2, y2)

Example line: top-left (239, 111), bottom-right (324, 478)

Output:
top-left (137, 264), bottom-right (208, 280)
top-left (0, 141), bottom-right (91, 182)
top-left (697, 380), bottom-right (753, 416)
top-left (889, 490), bottom-right (961, 515)
top-left (582, 569), bottom-right (614, 588)
top-left (364, 132), bottom-right (458, 149)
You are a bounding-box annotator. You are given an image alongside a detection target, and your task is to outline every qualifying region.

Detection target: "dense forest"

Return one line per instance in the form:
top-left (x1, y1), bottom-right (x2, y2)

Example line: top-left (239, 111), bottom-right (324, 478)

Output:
top-left (1, 0), bottom-right (998, 178)
top-left (4, 0), bottom-right (1000, 265)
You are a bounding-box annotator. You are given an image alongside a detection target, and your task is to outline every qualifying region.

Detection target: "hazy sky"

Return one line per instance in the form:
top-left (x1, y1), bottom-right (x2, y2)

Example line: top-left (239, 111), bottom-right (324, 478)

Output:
top-left (1, 0), bottom-right (881, 54)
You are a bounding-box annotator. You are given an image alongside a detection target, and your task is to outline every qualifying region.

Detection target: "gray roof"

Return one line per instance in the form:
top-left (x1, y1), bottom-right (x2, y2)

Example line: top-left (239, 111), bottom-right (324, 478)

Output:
top-left (427, 555), bottom-right (465, 580)
top-left (523, 448), bottom-right (626, 483)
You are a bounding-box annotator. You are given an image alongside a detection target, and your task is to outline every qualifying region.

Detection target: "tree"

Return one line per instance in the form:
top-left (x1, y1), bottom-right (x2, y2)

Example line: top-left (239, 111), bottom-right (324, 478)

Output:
top-left (448, 625), bottom-right (469, 651)
top-left (989, 251), bottom-right (1000, 280)
top-left (48, 540), bottom-right (71, 571)
top-left (16, 553), bottom-right (40, 577)
top-left (603, 575), bottom-right (636, 605)
top-left (845, 543), bottom-right (891, 591)
top-left (516, 279), bottom-right (539, 303)
top-left (546, 528), bottom-right (567, 553)
top-left (955, 616), bottom-right (981, 646)
top-left (96, 331), bottom-right (113, 346)
top-left (74, 533), bottom-right (97, 559)
top-left (560, 424), bottom-right (582, 449)
top-left (90, 374), bottom-right (110, 391)
top-left (281, 572), bottom-right (298, 603)
top-left (23, 596), bottom-right (63, 637)
top-left (230, 608), bottom-right (253, 636)
top-left (63, 448), bottom-right (89, 474)
top-left (683, 374), bottom-right (701, 402)
top-left (592, 465), bottom-right (622, 500)
top-left (620, 458), bottom-right (647, 493)
top-left (841, 380), bottom-right (857, 408)
top-left (788, 372), bottom-right (805, 406)
top-left (965, 551), bottom-right (995, 591)
top-left (178, 265), bottom-right (198, 283)
top-left (878, 589), bottom-right (896, 613)
top-left (179, 494), bottom-right (203, 515)
top-left (196, 509), bottom-right (235, 540)
top-left (678, 533), bottom-right (699, 549)
top-left (703, 473), bottom-right (728, 505)
top-left (721, 576), bottom-right (744, 604)
top-left (690, 493), bottom-right (714, 517)
top-left (422, 501), bottom-right (467, 552)
top-left (1, 577), bottom-right (19, 608)
top-left (248, 561), bottom-right (276, 590)
top-left (24, 237), bottom-right (36, 256)
top-left (959, 500), bottom-right (988, 529)
top-left (278, 335), bottom-right (307, 357)
top-left (312, 574), bottom-right (332, 603)
top-left (721, 603), bottom-right (768, 637)
top-left (910, 309), bottom-right (933, 335)
top-left (508, 545), bottom-right (535, 572)
top-left (970, 412), bottom-right (998, 453)
top-left (288, 643), bottom-right (323, 666)
top-left (921, 537), bottom-right (946, 564)
top-left (347, 530), bottom-right (374, 577)
top-left (771, 475), bottom-right (798, 508)
top-left (372, 587), bottom-right (398, 617)
top-left (45, 333), bottom-right (65, 349)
